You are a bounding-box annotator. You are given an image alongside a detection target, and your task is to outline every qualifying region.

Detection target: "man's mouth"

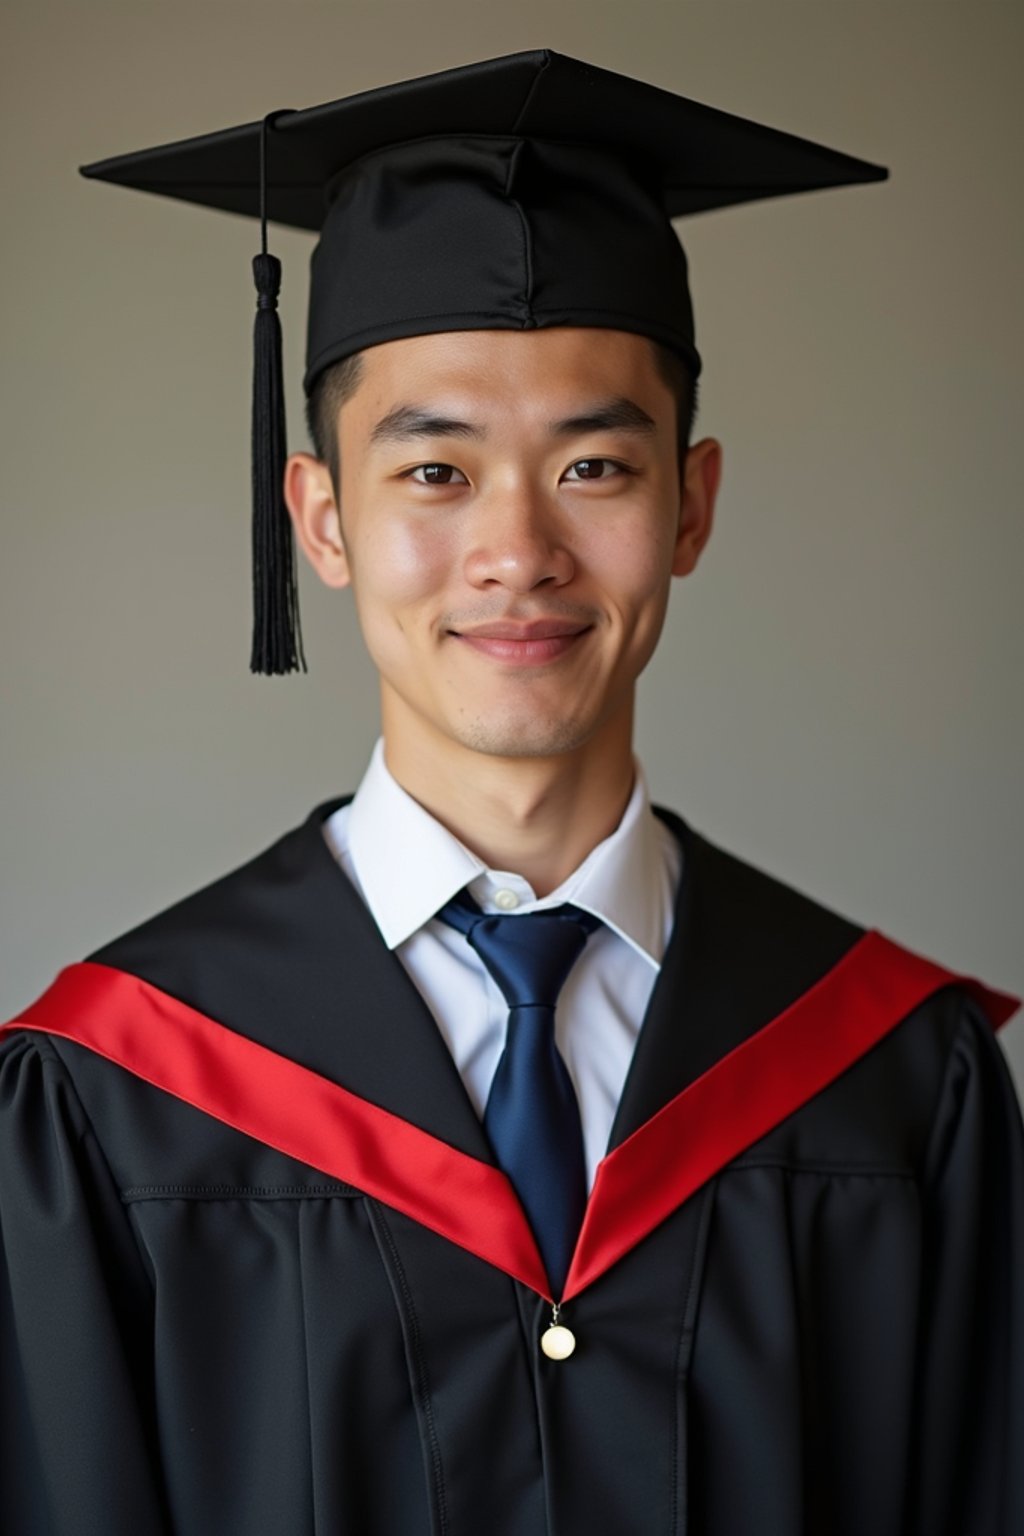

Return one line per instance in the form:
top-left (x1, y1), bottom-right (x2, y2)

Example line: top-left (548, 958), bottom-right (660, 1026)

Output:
top-left (449, 619), bottom-right (593, 664)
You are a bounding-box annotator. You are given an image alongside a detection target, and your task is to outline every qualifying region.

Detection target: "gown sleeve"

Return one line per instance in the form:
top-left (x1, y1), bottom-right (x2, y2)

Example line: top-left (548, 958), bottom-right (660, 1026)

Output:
top-left (0, 1029), bottom-right (170, 1535)
top-left (906, 993), bottom-right (1024, 1535)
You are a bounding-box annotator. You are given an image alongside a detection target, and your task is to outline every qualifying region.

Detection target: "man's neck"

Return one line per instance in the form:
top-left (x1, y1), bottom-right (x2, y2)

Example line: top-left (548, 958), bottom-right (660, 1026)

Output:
top-left (380, 727), bottom-right (637, 899)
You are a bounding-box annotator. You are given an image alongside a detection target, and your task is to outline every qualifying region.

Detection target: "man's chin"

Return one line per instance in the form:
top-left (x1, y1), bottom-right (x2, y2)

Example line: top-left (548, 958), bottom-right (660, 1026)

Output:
top-left (452, 714), bottom-right (595, 761)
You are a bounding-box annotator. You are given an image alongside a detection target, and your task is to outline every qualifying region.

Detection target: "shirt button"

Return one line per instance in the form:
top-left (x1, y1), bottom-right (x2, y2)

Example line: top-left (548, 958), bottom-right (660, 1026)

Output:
top-left (493, 888), bottom-right (520, 911)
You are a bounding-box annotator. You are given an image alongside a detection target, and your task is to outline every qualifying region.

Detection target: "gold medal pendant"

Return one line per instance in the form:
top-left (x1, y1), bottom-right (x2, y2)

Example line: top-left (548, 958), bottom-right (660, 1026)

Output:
top-left (540, 1303), bottom-right (576, 1360)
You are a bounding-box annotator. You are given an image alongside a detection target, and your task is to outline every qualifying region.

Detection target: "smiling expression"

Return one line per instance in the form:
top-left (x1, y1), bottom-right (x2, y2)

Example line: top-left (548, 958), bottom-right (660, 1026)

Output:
top-left (286, 326), bottom-right (720, 770)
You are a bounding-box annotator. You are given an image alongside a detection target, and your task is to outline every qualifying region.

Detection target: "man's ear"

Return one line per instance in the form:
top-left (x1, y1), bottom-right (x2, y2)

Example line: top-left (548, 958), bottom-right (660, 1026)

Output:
top-left (671, 437), bottom-right (723, 577)
top-left (283, 452), bottom-right (351, 589)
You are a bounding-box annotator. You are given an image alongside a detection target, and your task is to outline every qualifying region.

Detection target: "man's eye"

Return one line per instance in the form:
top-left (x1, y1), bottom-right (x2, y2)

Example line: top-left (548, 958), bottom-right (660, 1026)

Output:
top-left (407, 463), bottom-right (467, 485)
top-left (563, 458), bottom-right (625, 481)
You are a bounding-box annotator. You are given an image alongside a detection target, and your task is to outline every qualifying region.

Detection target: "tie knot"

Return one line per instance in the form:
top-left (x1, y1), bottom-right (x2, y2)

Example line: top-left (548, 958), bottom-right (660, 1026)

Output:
top-left (436, 890), bottom-right (601, 1011)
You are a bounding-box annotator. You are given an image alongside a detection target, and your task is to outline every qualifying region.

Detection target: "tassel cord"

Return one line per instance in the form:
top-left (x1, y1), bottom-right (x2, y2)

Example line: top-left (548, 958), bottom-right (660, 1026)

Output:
top-left (250, 110), bottom-right (306, 674)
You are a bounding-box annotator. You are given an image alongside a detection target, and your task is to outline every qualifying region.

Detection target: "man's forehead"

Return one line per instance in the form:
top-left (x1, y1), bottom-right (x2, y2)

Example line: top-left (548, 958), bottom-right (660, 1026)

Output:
top-left (351, 327), bottom-right (669, 410)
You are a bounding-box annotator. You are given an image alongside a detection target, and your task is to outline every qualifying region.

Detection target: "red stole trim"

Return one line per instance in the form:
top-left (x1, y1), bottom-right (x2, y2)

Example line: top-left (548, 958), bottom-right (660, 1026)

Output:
top-left (2, 933), bottom-right (1018, 1305)
top-left (1, 962), bottom-right (550, 1298)
top-left (563, 929), bottom-right (1019, 1298)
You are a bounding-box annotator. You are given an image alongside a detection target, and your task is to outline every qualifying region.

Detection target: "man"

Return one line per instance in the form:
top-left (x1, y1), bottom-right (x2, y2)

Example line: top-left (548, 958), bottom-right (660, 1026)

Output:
top-left (2, 49), bottom-right (1022, 1536)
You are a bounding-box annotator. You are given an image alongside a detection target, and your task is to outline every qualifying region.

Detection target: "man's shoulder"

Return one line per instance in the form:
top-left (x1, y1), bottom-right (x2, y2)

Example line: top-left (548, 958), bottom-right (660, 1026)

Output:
top-left (87, 795), bottom-right (356, 977)
top-left (659, 803), bottom-right (860, 921)
top-left (654, 800), bottom-right (868, 985)
top-left (1, 794), bottom-right (368, 1193)
top-left (653, 802), bottom-right (1015, 1121)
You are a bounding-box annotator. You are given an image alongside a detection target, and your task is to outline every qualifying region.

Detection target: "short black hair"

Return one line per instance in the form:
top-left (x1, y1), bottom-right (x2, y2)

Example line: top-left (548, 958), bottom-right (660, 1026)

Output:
top-left (305, 351), bottom-right (366, 495)
top-left (304, 336), bottom-right (699, 496)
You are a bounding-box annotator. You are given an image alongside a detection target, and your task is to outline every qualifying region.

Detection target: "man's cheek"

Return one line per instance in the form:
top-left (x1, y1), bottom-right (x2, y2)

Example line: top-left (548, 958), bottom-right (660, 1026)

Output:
top-left (378, 523), bottom-right (456, 597)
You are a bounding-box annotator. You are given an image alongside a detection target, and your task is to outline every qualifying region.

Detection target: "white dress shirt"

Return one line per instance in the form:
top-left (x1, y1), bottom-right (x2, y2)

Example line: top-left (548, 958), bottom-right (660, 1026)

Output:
top-left (321, 739), bottom-right (683, 1189)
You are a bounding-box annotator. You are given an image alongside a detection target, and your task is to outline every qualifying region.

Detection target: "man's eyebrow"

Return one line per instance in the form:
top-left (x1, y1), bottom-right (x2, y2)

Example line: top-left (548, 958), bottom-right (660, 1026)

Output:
top-left (368, 396), bottom-right (658, 447)
top-left (369, 406), bottom-right (484, 446)
top-left (547, 397), bottom-right (657, 438)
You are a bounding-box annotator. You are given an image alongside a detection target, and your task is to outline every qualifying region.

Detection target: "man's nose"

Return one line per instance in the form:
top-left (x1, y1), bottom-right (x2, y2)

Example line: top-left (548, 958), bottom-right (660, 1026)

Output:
top-left (462, 493), bottom-right (575, 592)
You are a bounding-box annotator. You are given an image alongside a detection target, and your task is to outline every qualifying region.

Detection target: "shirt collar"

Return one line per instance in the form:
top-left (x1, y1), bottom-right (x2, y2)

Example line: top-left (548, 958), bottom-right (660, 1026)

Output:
top-left (339, 737), bottom-right (675, 966)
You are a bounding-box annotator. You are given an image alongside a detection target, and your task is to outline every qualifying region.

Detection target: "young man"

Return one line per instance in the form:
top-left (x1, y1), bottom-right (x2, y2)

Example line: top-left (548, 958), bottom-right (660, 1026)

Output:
top-left (2, 50), bottom-right (1022, 1536)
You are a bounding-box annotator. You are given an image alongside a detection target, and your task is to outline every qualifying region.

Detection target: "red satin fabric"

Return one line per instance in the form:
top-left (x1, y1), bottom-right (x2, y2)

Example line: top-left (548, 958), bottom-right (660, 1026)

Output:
top-left (2, 961), bottom-right (551, 1298)
top-left (2, 932), bottom-right (1018, 1304)
top-left (563, 928), bottom-right (1019, 1299)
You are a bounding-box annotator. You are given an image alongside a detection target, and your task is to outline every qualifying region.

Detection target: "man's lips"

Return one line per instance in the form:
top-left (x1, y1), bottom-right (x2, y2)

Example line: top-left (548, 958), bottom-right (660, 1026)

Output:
top-left (449, 619), bottom-right (592, 664)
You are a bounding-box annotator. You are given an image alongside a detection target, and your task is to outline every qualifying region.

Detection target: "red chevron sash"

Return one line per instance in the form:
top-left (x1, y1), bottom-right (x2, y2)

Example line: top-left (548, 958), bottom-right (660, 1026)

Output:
top-left (2, 931), bottom-right (1018, 1304)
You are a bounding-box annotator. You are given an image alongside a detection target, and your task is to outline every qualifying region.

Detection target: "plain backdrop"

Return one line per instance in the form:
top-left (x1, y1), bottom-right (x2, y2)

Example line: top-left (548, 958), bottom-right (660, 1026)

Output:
top-left (2, 1), bottom-right (1022, 1097)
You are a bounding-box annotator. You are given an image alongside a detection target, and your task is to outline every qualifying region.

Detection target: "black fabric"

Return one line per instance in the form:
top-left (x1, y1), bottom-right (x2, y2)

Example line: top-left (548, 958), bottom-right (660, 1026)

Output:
top-left (303, 131), bottom-right (703, 386)
top-left (2, 801), bottom-right (1023, 1534)
top-left (78, 49), bottom-right (888, 391)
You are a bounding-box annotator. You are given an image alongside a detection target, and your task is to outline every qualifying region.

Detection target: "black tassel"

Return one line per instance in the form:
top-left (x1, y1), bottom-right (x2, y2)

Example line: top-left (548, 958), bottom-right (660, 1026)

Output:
top-left (250, 114), bottom-right (306, 674)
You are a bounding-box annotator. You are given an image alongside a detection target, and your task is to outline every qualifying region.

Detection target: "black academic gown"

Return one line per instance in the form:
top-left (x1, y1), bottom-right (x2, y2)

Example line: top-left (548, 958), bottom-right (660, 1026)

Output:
top-left (2, 800), bottom-right (1022, 1536)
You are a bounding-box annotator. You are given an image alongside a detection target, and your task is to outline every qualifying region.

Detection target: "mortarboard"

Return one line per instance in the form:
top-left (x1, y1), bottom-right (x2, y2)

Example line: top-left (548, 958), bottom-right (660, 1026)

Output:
top-left (79, 49), bottom-right (888, 675)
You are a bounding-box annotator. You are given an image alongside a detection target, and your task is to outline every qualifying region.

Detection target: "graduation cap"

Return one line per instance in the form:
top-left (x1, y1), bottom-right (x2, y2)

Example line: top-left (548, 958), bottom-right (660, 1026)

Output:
top-left (79, 49), bottom-right (887, 675)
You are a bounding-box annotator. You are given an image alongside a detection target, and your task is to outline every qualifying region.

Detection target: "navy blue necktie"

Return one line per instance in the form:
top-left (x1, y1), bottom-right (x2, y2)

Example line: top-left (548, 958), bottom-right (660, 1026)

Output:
top-left (436, 888), bottom-right (601, 1295)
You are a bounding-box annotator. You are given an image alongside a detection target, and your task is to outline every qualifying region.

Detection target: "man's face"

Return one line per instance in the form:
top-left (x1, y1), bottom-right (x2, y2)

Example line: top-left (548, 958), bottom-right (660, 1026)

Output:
top-left (288, 326), bottom-right (720, 767)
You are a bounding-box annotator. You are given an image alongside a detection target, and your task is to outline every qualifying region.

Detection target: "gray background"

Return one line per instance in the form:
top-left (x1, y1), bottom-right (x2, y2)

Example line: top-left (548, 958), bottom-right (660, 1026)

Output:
top-left (2, 1), bottom-right (1022, 1094)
